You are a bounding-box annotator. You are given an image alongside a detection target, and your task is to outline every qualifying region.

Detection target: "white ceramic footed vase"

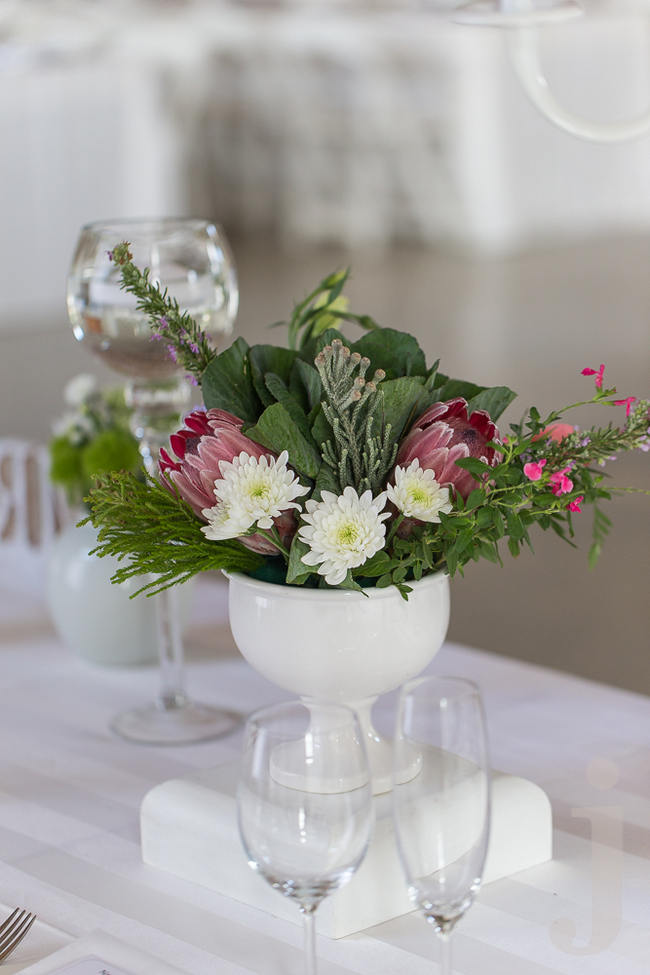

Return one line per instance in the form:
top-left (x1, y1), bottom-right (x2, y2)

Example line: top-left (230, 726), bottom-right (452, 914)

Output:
top-left (227, 571), bottom-right (450, 794)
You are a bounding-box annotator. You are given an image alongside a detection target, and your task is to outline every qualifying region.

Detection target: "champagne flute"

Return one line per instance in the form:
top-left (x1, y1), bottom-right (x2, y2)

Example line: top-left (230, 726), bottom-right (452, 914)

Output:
top-left (238, 701), bottom-right (374, 975)
top-left (392, 676), bottom-right (491, 974)
top-left (66, 218), bottom-right (239, 744)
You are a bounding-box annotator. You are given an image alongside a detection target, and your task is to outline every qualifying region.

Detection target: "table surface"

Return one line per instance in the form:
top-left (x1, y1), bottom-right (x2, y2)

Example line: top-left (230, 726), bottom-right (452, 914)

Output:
top-left (1, 572), bottom-right (650, 975)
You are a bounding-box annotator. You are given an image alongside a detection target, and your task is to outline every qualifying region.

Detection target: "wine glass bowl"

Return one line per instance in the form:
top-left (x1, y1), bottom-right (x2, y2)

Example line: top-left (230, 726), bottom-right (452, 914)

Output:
top-left (67, 217), bottom-right (237, 379)
top-left (238, 701), bottom-right (373, 972)
top-left (392, 676), bottom-right (490, 972)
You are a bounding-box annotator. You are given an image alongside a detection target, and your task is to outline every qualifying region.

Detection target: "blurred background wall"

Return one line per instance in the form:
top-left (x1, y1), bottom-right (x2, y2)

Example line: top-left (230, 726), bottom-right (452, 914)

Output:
top-left (1, 0), bottom-right (648, 687)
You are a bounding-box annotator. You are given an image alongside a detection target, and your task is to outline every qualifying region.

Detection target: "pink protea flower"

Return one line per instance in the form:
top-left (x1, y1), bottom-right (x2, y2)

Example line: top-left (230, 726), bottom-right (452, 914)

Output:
top-left (159, 408), bottom-right (296, 555)
top-left (395, 397), bottom-right (502, 500)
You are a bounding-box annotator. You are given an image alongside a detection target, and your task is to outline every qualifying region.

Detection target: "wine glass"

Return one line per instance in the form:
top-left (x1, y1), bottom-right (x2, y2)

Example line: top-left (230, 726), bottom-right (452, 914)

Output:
top-left (67, 217), bottom-right (238, 470)
top-left (66, 217), bottom-right (239, 744)
top-left (237, 701), bottom-right (374, 975)
top-left (392, 676), bottom-right (491, 975)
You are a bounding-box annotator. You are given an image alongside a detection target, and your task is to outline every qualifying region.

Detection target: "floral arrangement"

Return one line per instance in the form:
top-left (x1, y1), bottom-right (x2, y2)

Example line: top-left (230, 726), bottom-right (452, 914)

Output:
top-left (50, 373), bottom-right (141, 505)
top-left (86, 243), bottom-right (649, 599)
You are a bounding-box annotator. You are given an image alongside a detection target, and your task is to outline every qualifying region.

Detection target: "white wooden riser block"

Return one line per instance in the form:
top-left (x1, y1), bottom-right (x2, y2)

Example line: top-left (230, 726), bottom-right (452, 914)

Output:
top-left (141, 761), bottom-right (552, 940)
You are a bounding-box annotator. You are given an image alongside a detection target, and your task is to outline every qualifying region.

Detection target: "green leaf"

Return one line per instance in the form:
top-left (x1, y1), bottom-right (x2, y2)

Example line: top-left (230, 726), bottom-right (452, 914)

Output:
top-left (508, 537), bottom-right (521, 558)
top-left (310, 407), bottom-right (332, 452)
top-left (286, 535), bottom-right (314, 585)
top-left (264, 372), bottom-right (290, 403)
top-left (433, 379), bottom-right (484, 403)
top-left (506, 512), bottom-right (524, 540)
top-left (356, 550), bottom-right (392, 577)
top-left (290, 359), bottom-right (322, 412)
top-left (479, 541), bottom-right (500, 564)
top-left (337, 571), bottom-right (366, 594)
top-left (249, 345), bottom-right (298, 408)
top-left (311, 461), bottom-right (341, 500)
top-left (455, 457), bottom-right (493, 477)
top-left (350, 329), bottom-right (427, 379)
top-left (466, 386), bottom-right (517, 422)
top-left (379, 377), bottom-right (429, 441)
top-left (423, 358), bottom-right (441, 391)
top-left (201, 337), bottom-right (260, 423)
top-left (347, 313), bottom-right (381, 332)
top-left (245, 402), bottom-right (321, 478)
top-left (299, 328), bottom-right (344, 364)
top-left (465, 489), bottom-right (484, 511)
top-left (588, 540), bottom-right (601, 569)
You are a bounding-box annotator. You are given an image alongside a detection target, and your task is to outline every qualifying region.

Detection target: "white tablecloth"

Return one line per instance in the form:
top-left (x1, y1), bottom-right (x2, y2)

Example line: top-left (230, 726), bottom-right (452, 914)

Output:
top-left (1, 575), bottom-right (649, 973)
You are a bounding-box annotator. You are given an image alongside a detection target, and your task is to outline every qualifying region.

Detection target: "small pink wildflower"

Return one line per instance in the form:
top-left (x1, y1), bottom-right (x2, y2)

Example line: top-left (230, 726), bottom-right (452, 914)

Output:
top-left (613, 396), bottom-right (636, 417)
top-left (581, 364), bottom-right (605, 389)
top-left (524, 459), bottom-right (546, 481)
top-left (549, 467), bottom-right (573, 496)
top-left (567, 495), bottom-right (584, 513)
top-left (166, 344), bottom-right (178, 364)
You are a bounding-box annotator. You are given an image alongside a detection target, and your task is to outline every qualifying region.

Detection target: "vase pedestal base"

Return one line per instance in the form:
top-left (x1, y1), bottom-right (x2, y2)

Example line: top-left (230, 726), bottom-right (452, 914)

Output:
top-left (141, 759), bottom-right (552, 939)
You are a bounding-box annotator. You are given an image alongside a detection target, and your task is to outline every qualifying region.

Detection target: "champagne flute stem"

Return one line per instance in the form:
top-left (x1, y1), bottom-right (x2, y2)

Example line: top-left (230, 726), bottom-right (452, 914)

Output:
top-left (438, 931), bottom-right (452, 975)
top-left (300, 905), bottom-right (317, 975)
top-left (156, 587), bottom-right (188, 710)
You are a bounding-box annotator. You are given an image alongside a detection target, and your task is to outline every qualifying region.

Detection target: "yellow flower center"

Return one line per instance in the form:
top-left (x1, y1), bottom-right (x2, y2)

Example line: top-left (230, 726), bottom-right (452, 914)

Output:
top-left (336, 521), bottom-right (359, 547)
top-left (408, 485), bottom-right (430, 506)
top-left (250, 481), bottom-right (270, 501)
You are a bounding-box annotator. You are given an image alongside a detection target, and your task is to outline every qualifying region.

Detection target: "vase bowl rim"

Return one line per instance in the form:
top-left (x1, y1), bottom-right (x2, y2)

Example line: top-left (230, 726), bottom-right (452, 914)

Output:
top-left (223, 569), bottom-right (448, 601)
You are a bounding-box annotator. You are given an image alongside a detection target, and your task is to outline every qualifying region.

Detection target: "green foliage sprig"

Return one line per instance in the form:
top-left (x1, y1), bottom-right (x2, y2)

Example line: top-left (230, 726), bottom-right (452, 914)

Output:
top-left (83, 472), bottom-right (263, 595)
top-left (278, 268), bottom-right (381, 351)
top-left (316, 338), bottom-right (397, 494)
top-left (109, 241), bottom-right (216, 380)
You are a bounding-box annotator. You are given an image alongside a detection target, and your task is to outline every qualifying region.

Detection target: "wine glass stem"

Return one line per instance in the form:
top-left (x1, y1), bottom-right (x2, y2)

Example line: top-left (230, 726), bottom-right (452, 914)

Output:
top-left (301, 906), bottom-right (317, 975)
top-left (439, 931), bottom-right (452, 975)
top-left (156, 587), bottom-right (188, 710)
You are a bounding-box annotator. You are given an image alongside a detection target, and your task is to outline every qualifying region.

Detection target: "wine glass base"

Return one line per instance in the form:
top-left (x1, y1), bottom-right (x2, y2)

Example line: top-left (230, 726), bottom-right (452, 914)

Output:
top-left (111, 701), bottom-right (240, 745)
top-left (452, 0), bottom-right (583, 27)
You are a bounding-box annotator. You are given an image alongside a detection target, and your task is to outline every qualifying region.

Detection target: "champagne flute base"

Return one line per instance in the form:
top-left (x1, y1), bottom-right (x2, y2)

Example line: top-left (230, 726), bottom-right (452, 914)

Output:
top-left (111, 700), bottom-right (240, 745)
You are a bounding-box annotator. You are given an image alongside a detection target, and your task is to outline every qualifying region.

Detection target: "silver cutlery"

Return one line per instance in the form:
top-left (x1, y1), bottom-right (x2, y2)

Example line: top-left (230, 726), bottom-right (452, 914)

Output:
top-left (0, 908), bottom-right (37, 963)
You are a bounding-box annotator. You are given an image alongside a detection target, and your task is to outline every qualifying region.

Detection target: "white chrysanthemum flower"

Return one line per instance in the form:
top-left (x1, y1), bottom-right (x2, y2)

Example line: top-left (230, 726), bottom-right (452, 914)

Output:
top-left (201, 450), bottom-right (308, 540)
top-left (63, 373), bottom-right (98, 407)
top-left (298, 486), bottom-right (390, 586)
top-left (386, 459), bottom-right (452, 522)
top-left (201, 500), bottom-right (252, 541)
